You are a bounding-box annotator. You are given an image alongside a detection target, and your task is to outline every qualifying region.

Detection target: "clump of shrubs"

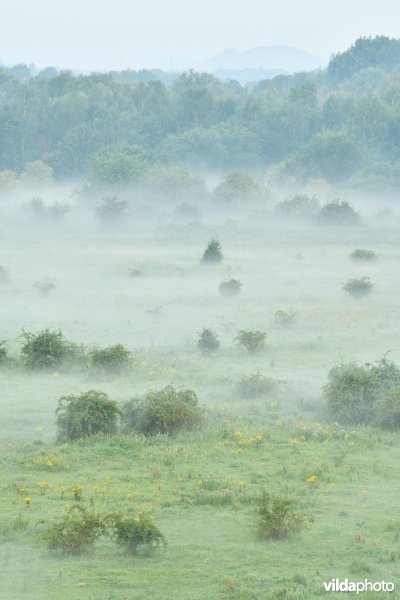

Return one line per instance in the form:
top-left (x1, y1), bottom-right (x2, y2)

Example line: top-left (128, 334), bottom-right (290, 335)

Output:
top-left (95, 196), bottom-right (129, 222)
top-left (0, 341), bottom-right (8, 366)
top-left (350, 248), bottom-right (377, 261)
top-left (274, 307), bottom-right (297, 327)
top-left (236, 373), bottom-right (278, 399)
top-left (56, 390), bottom-right (121, 442)
top-left (88, 344), bottom-right (133, 376)
top-left (201, 239), bottom-right (223, 264)
top-left (20, 329), bottom-right (83, 370)
top-left (257, 494), bottom-right (311, 539)
top-left (275, 194), bottom-right (319, 220)
top-left (235, 330), bottom-right (267, 353)
top-left (33, 279), bottom-right (56, 294)
top-left (343, 276), bottom-right (373, 297)
top-left (39, 505), bottom-right (166, 556)
top-left (219, 278), bottom-right (242, 297)
top-left (319, 200), bottom-right (360, 226)
top-left (109, 511), bottom-right (166, 555)
top-left (197, 328), bottom-right (220, 355)
top-left (324, 358), bottom-right (400, 426)
top-left (122, 385), bottom-right (202, 436)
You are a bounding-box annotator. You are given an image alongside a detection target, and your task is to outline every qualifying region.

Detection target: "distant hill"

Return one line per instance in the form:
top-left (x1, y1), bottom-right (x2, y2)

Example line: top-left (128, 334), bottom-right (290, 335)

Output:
top-left (199, 46), bottom-right (326, 74)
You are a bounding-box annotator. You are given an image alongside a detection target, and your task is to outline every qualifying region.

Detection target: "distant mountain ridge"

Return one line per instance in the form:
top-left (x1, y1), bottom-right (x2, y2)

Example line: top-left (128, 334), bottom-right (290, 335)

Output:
top-left (199, 45), bottom-right (326, 74)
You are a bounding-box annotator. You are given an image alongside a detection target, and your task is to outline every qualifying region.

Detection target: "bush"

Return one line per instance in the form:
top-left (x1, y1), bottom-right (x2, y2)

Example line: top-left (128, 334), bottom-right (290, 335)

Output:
top-left (33, 279), bottom-right (56, 294)
top-left (197, 328), bottom-right (220, 355)
top-left (56, 390), bottom-right (121, 442)
top-left (20, 329), bottom-right (82, 370)
top-left (323, 359), bottom-right (400, 424)
top-left (219, 278), bottom-right (242, 297)
top-left (343, 276), bottom-right (373, 297)
top-left (109, 511), bottom-right (166, 555)
top-left (275, 194), bottom-right (319, 219)
top-left (319, 200), bottom-right (360, 226)
top-left (257, 494), bottom-right (310, 539)
top-left (235, 330), bottom-right (267, 353)
top-left (236, 373), bottom-right (278, 399)
top-left (122, 385), bottom-right (202, 436)
top-left (95, 196), bottom-right (129, 222)
top-left (38, 505), bottom-right (106, 554)
top-left (88, 344), bottom-right (133, 376)
top-left (0, 341), bottom-right (7, 365)
top-left (350, 248), bottom-right (377, 261)
top-left (201, 239), bottom-right (223, 263)
top-left (378, 388), bottom-right (400, 430)
top-left (274, 307), bottom-right (297, 326)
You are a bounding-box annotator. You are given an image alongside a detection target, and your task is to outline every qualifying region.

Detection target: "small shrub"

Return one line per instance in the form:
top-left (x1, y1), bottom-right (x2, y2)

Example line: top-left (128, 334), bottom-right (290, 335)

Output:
top-left (0, 265), bottom-right (9, 282)
top-left (274, 307), bottom-right (297, 327)
top-left (48, 202), bottom-right (70, 219)
top-left (350, 248), bottom-right (377, 261)
top-left (109, 511), bottom-right (166, 555)
top-left (0, 341), bottom-right (8, 365)
top-left (236, 373), bottom-right (278, 399)
top-left (56, 390), bottom-right (121, 442)
top-left (275, 194), bottom-right (319, 219)
top-left (38, 505), bottom-right (106, 554)
top-left (219, 278), bottom-right (242, 297)
top-left (122, 385), bottom-right (202, 436)
top-left (319, 200), bottom-right (360, 226)
top-left (343, 276), bottom-right (373, 297)
top-left (88, 344), bottom-right (133, 376)
top-left (257, 494), bottom-right (310, 539)
top-left (20, 329), bottom-right (82, 370)
top-left (377, 388), bottom-right (400, 430)
top-left (128, 268), bottom-right (142, 277)
top-left (197, 328), bottom-right (220, 354)
top-left (235, 330), bottom-right (267, 353)
top-left (202, 239), bottom-right (223, 263)
top-left (34, 279), bottom-right (56, 294)
top-left (95, 196), bottom-right (129, 222)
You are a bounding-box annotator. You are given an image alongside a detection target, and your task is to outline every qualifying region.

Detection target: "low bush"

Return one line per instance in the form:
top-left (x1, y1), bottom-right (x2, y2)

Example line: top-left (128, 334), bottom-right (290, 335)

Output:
top-left (319, 200), bottom-right (360, 226)
top-left (109, 511), bottom-right (166, 555)
top-left (122, 385), bottom-right (202, 436)
top-left (95, 196), bottom-right (129, 222)
top-left (236, 373), bottom-right (278, 399)
top-left (201, 239), bottom-right (223, 263)
top-left (38, 505), bottom-right (107, 555)
top-left (274, 307), bottom-right (297, 327)
top-left (20, 329), bottom-right (83, 370)
top-left (343, 276), bottom-right (373, 297)
top-left (350, 248), bottom-right (377, 261)
top-left (88, 344), bottom-right (133, 376)
top-left (257, 494), bottom-right (310, 539)
top-left (56, 390), bottom-right (121, 442)
top-left (219, 278), bottom-right (242, 297)
top-left (235, 330), bottom-right (267, 353)
top-left (378, 388), bottom-right (400, 430)
top-left (33, 279), bottom-right (56, 294)
top-left (275, 194), bottom-right (319, 219)
top-left (197, 328), bottom-right (220, 354)
top-left (0, 341), bottom-right (8, 365)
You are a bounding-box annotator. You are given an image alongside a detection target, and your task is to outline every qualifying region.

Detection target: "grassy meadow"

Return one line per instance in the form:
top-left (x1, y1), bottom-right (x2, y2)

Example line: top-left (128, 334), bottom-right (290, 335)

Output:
top-left (1, 190), bottom-right (400, 599)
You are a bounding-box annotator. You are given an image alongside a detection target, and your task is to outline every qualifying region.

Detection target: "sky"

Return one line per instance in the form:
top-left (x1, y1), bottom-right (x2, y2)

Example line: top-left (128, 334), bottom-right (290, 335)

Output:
top-left (1, 0), bottom-right (400, 71)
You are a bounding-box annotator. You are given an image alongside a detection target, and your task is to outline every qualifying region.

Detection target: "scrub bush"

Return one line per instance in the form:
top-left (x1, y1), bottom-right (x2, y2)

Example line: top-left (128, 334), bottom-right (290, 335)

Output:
top-left (202, 239), bottom-right (223, 263)
top-left (197, 328), bottom-right (220, 354)
top-left (109, 511), bottom-right (166, 555)
top-left (257, 494), bottom-right (310, 539)
top-left (88, 344), bottom-right (133, 376)
top-left (235, 330), bottom-right (267, 353)
top-left (20, 329), bottom-right (83, 370)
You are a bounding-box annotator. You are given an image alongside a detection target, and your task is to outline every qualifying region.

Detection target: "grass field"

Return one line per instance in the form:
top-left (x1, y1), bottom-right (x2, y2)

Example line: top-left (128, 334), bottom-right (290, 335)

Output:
top-left (1, 194), bottom-right (400, 599)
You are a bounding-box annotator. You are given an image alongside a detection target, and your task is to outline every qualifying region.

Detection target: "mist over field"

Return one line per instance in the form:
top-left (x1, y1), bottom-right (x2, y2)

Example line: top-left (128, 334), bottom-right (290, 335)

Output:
top-left (2, 29), bottom-right (400, 600)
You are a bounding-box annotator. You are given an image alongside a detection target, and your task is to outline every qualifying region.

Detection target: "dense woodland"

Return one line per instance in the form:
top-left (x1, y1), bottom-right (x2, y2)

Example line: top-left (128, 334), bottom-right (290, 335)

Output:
top-left (1, 35), bottom-right (400, 189)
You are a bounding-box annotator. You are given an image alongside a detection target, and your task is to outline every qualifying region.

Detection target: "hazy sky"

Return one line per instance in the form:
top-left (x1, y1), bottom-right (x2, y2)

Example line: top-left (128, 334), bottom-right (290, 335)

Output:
top-left (1, 0), bottom-right (400, 71)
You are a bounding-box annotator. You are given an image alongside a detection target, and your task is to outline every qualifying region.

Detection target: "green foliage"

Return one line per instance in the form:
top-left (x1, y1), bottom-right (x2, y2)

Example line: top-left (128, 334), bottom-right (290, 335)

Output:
top-left (201, 239), bottom-right (223, 263)
top-left (350, 248), bottom-right (377, 261)
top-left (257, 494), bottom-right (310, 539)
top-left (378, 388), bottom-right (400, 430)
top-left (274, 307), bottom-right (298, 326)
top-left (236, 373), bottom-right (278, 399)
top-left (56, 390), bottom-right (121, 442)
top-left (319, 200), bottom-right (360, 226)
top-left (20, 329), bottom-right (82, 370)
top-left (88, 344), bottom-right (133, 376)
top-left (213, 171), bottom-right (268, 202)
top-left (95, 196), bottom-right (129, 222)
top-left (38, 505), bottom-right (107, 555)
top-left (122, 385), bottom-right (202, 436)
top-left (21, 160), bottom-right (53, 186)
top-left (109, 511), bottom-right (166, 555)
top-left (0, 341), bottom-right (7, 365)
top-left (87, 150), bottom-right (146, 188)
top-left (342, 276), bottom-right (373, 297)
top-left (219, 278), bottom-right (242, 297)
top-left (323, 359), bottom-right (400, 424)
top-left (197, 328), bottom-right (220, 355)
top-left (235, 330), bottom-right (267, 353)
top-left (274, 195), bottom-right (319, 219)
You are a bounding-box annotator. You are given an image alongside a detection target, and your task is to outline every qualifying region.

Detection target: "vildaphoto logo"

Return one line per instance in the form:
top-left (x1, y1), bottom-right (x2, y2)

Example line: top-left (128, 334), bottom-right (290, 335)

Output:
top-left (323, 579), bottom-right (395, 594)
